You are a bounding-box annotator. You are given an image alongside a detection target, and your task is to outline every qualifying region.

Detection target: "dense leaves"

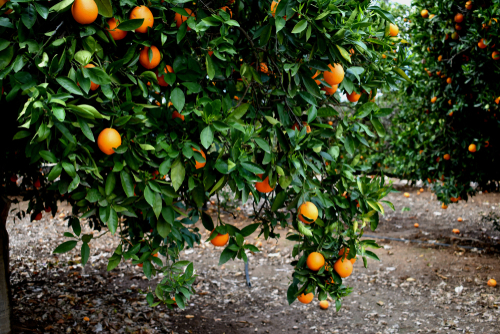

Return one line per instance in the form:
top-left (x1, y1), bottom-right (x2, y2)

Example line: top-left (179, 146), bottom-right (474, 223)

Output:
top-left (1, 0), bottom-right (402, 309)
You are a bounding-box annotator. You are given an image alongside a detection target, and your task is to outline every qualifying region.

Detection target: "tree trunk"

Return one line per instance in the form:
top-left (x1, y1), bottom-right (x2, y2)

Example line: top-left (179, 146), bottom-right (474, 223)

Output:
top-left (0, 197), bottom-right (11, 334)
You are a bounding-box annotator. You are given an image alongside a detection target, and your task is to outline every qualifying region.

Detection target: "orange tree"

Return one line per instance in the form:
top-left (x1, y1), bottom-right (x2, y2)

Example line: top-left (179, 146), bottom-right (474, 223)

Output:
top-left (387, 0), bottom-right (500, 204)
top-left (0, 0), bottom-right (404, 325)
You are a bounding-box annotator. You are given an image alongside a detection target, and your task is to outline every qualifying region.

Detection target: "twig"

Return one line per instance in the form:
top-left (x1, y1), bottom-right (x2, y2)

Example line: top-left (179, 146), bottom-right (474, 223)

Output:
top-left (236, 26), bottom-right (260, 72)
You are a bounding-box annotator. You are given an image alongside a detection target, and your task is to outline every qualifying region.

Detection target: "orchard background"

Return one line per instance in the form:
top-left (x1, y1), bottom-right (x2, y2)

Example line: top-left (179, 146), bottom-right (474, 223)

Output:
top-left (1, 0), bottom-right (500, 333)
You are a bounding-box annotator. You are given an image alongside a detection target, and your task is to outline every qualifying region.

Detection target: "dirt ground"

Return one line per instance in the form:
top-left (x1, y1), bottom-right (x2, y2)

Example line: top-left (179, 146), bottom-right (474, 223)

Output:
top-left (6, 186), bottom-right (500, 334)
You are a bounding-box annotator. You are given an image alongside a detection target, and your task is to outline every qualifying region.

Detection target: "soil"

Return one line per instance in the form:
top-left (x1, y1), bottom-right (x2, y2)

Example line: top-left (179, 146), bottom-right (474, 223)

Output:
top-left (6, 186), bottom-right (500, 334)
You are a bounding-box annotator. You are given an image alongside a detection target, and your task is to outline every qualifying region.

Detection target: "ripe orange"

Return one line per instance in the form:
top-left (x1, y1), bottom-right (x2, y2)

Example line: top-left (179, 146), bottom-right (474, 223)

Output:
top-left (454, 13), bottom-right (464, 23)
top-left (465, 1), bottom-right (472, 10)
top-left (324, 63), bottom-right (344, 86)
top-left (441, 203), bottom-right (448, 209)
top-left (478, 39), bottom-right (487, 49)
top-left (346, 91), bottom-right (361, 102)
top-left (419, 188), bottom-right (424, 192)
top-left (492, 51), bottom-right (500, 60)
top-left (255, 174), bottom-right (274, 193)
top-left (259, 63), bottom-right (269, 74)
top-left (431, 96), bottom-right (437, 103)
top-left (414, 223), bottom-right (419, 228)
top-left (219, 6), bottom-right (232, 18)
top-left (175, 8), bottom-right (195, 29)
top-left (457, 217), bottom-right (463, 222)
top-left (334, 258), bottom-right (353, 278)
top-left (322, 85), bottom-right (338, 96)
top-left (389, 24), bottom-right (399, 37)
top-left (34, 213), bottom-right (42, 221)
top-left (421, 9), bottom-right (428, 18)
top-left (98, 128), bottom-right (122, 155)
top-left (455, 24), bottom-right (462, 31)
top-left (429, 14), bottom-right (435, 19)
top-left (210, 230), bottom-right (229, 247)
top-left (446, 77), bottom-right (452, 84)
top-left (192, 148), bottom-right (206, 169)
top-left (297, 292), bottom-right (314, 304)
top-left (298, 201), bottom-right (318, 224)
top-left (83, 64), bottom-right (99, 91)
top-left (0, 0), bottom-right (12, 14)
top-left (452, 228), bottom-right (460, 234)
top-left (306, 252), bottom-right (325, 271)
top-left (139, 46), bottom-right (161, 69)
top-left (71, 0), bottom-right (98, 25)
top-left (172, 111), bottom-right (185, 121)
top-left (130, 6), bottom-right (154, 33)
top-left (338, 248), bottom-right (356, 264)
top-left (404, 192), bottom-right (410, 198)
top-left (106, 18), bottom-right (127, 41)
top-left (468, 144), bottom-right (476, 152)
top-left (487, 279), bottom-right (497, 287)
top-left (327, 121), bottom-right (333, 126)
top-left (319, 300), bottom-right (329, 309)
top-left (437, 55), bottom-right (442, 61)
top-left (157, 65), bottom-right (174, 87)
top-left (443, 154), bottom-right (450, 160)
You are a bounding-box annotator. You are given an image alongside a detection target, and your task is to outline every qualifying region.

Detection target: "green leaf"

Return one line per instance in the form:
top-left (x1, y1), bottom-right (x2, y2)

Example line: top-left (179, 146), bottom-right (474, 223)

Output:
top-left (287, 283), bottom-right (298, 305)
top-left (107, 254), bottom-right (121, 271)
top-left (367, 5), bottom-right (396, 24)
top-left (200, 126), bottom-right (214, 149)
top-left (297, 221), bottom-right (313, 236)
top-left (206, 53), bottom-right (215, 80)
top-left (21, 5), bottom-right (37, 29)
top-left (53, 241), bottom-right (77, 254)
top-left (344, 136), bottom-right (355, 155)
top-left (39, 150), bottom-right (57, 163)
top-left (201, 211), bottom-right (214, 231)
top-left (94, 0), bottom-right (113, 18)
top-left (105, 172), bottom-right (116, 196)
top-left (219, 248), bottom-right (235, 265)
top-left (85, 67), bottom-right (111, 85)
top-left (271, 191), bottom-right (286, 212)
top-left (49, 0), bottom-right (73, 12)
top-left (81, 243), bottom-right (90, 266)
top-left (336, 45), bottom-right (352, 63)
top-left (228, 103), bottom-right (250, 119)
top-left (240, 162), bottom-right (265, 174)
top-left (157, 218), bottom-right (171, 238)
top-left (254, 137), bottom-right (270, 153)
top-left (47, 163), bottom-right (63, 181)
top-left (56, 77), bottom-right (82, 95)
top-left (392, 67), bottom-right (412, 83)
top-left (171, 87), bottom-right (185, 112)
top-left (108, 208), bottom-right (118, 235)
top-left (116, 19), bottom-right (145, 31)
top-left (292, 20), bottom-right (308, 34)
top-left (13, 130), bottom-right (31, 140)
top-left (371, 118), bottom-right (386, 137)
top-left (171, 158), bottom-right (185, 191)
top-left (275, 16), bottom-right (286, 32)
top-left (77, 117), bottom-right (95, 142)
top-left (120, 170), bottom-right (134, 197)
top-left (241, 223), bottom-right (260, 237)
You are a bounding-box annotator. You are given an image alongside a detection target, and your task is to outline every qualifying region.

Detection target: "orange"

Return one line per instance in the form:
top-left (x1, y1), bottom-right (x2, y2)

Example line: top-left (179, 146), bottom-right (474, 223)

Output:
top-left (333, 258), bottom-right (353, 278)
top-left (219, 6), bottom-right (232, 18)
top-left (455, 24), bottom-right (462, 31)
top-left (322, 85), bottom-right (338, 96)
top-left (429, 14), bottom-right (435, 19)
top-left (157, 65), bottom-right (174, 87)
top-left (293, 121), bottom-right (312, 133)
top-left (192, 147), bottom-right (206, 169)
top-left (210, 230), bottom-right (229, 247)
top-left (71, 0), bottom-right (98, 25)
top-left (255, 174), bottom-right (274, 193)
top-left (437, 55), bottom-right (442, 61)
top-left (83, 64), bottom-right (99, 91)
top-left (492, 51), bottom-right (500, 60)
top-left (446, 77), bottom-right (452, 84)
top-left (324, 64), bottom-right (344, 85)
top-left (451, 32), bottom-right (459, 40)
top-left (457, 217), bottom-right (463, 222)
top-left (441, 203), bottom-right (448, 209)
top-left (139, 46), bottom-right (161, 69)
top-left (431, 96), bottom-right (437, 103)
top-left (172, 111), bottom-right (185, 121)
top-left (454, 13), bottom-right (464, 23)
top-left (130, 6), bottom-right (154, 33)
top-left (34, 213), bottom-right (42, 221)
top-left (338, 248), bottom-right (356, 264)
top-left (175, 8), bottom-right (195, 29)
top-left (0, 0), bottom-right (12, 14)
top-left (404, 192), bottom-right (410, 198)
top-left (452, 228), bottom-right (460, 234)
top-left (468, 144), bottom-right (476, 152)
top-left (297, 292), bottom-right (314, 304)
top-left (298, 201), bottom-right (318, 224)
top-left (106, 18), bottom-right (127, 41)
top-left (382, 54), bottom-right (387, 59)
top-left (319, 300), bottom-right (329, 309)
top-left (306, 252), bottom-right (325, 271)
top-left (487, 279), bottom-right (497, 287)
top-left (259, 63), bottom-right (269, 74)
top-left (414, 223), bottom-right (419, 228)
top-left (98, 128), bottom-right (122, 155)
top-left (465, 1), bottom-right (472, 10)
top-left (389, 24), bottom-right (399, 37)
top-left (346, 91), bottom-right (361, 102)
top-left (443, 154), bottom-right (450, 160)
top-left (327, 121), bottom-right (333, 126)
top-left (421, 9), bottom-right (428, 18)
top-left (478, 39), bottom-right (487, 49)
top-left (420, 188), bottom-right (424, 192)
